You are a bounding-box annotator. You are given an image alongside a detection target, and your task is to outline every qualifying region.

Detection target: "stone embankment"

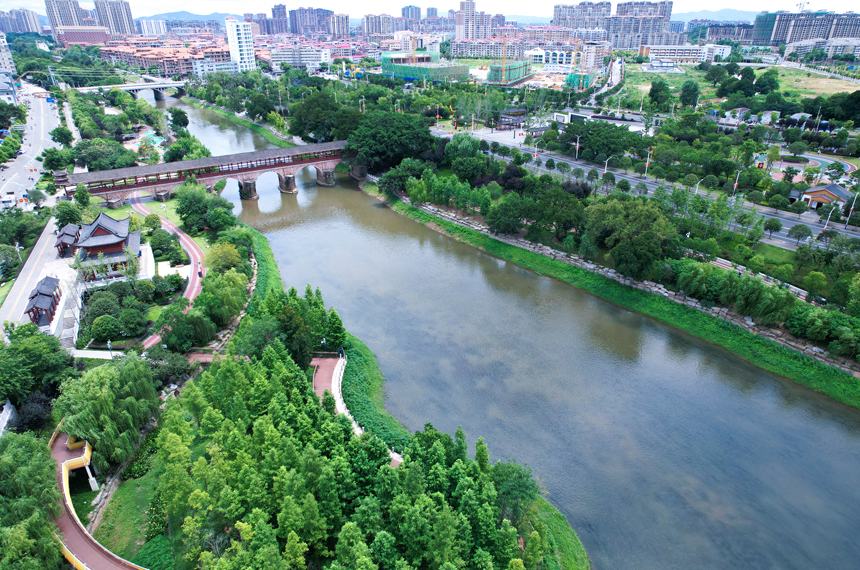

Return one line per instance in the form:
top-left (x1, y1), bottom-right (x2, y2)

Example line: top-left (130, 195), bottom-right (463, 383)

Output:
top-left (408, 201), bottom-right (860, 376)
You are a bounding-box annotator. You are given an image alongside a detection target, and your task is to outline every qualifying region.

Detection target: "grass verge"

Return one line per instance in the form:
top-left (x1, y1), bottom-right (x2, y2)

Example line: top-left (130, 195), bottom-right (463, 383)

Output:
top-left (93, 463), bottom-right (161, 561)
top-left (183, 98), bottom-right (295, 148)
top-left (534, 497), bottom-right (590, 570)
top-left (243, 222), bottom-right (283, 316)
top-left (0, 278), bottom-right (15, 307)
top-left (342, 334), bottom-right (412, 453)
top-left (378, 196), bottom-right (860, 409)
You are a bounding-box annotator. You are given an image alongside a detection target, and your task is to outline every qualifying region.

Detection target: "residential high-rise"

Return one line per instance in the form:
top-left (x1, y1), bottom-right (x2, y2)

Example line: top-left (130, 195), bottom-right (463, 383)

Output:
top-left (752, 11), bottom-right (860, 46)
top-left (270, 4), bottom-right (289, 34)
top-left (137, 19), bottom-right (167, 36)
top-left (615, 1), bottom-right (672, 20)
top-left (11, 9), bottom-right (41, 33)
top-left (402, 5), bottom-right (421, 21)
top-left (93, 0), bottom-right (135, 35)
top-left (427, 8), bottom-right (438, 18)
top-left (363, 14), bottom-right (394, 35)
top-left (553, 2), bottom-right (611, 29)
top-left (0, 32), bottom-right (17, 74)
top-left (226, 17), bottom-right (256, 71)
top-left (45, 0), bottom-right (83, 36)
top-left (455, 0), bottom-right (492, 40)
top-left (289, 7), bottom-right (333, 34)
top-left (330, 14), bottom-right (350, 38)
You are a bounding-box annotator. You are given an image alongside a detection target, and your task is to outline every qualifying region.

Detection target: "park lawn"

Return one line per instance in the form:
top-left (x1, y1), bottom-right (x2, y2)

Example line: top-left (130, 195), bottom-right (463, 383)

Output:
top-left (103, 199), bottom-right (211, 252)
top-left (145, 305), bottom-right (162, 322)
top-left (624, 65), bottom-right (718, 102)
top-left (775, 67), bottom-right (860, 98)
top-left (93, 466), bottom-right (160, 562)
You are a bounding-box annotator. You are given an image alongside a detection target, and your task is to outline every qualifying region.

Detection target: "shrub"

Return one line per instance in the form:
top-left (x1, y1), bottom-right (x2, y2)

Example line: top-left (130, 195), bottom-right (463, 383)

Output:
top-left (135, 280), bottom-right (155, 303)
top-left (124, 428), bottom-right (159, 479)
top-left (143, 213), bottom-right (162, 231)
top-left (120, 308), bottom-right (147, 338)
top-left (85, 292), bottom-right (121, 326)
top-left (91, 314), bottom-right (122, 342)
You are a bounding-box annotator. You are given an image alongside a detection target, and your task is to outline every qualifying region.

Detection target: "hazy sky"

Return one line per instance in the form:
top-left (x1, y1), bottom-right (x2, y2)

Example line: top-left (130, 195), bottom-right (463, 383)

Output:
top-left (15, 0), bottom-right (859, 21)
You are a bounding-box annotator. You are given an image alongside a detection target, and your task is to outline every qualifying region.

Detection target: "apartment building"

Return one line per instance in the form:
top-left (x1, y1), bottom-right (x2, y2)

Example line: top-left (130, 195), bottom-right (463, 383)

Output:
top-left (753, 11), bottom-right (860, 46)
top-left (330, 14), bottom-right (350, 38)
top-left (706, 23), bottom-right (754, 43)
top-left (427, 8), bottom-right (438, 18)
top-left (100, 43), bottom-right (231, 76)
top-left (93, 0), bottom-right (134, 36)
top-left (45, 0), bottom-right (82, 38)
top-left (455, 0), bottom-right (492, 40)
top-left (289, 8), bottom-right (333, 34)
top-left (492, 25), bottom-right (607, 42)
top-left (363, 14), bottom-right (394, 35)
top-left (0, 33), bottom-right (17, 74)
top-left (609, 31), bottom-right (684, 49)
top-left (0, 9), bottom-right (41, 34)
top-left (785, 37), bottom-right (860, 59)
top-left (137, 20), bottom-right (167, 36)
top-left (402, 5), bottom-right (421, 21)
top-left (226, 17), bottom-right (257, 71)
top-left (616, 1), bottom-right (673, 19)
top-left (552, 2), bottom-right (611, 29)
top-left (265, 45), bottom-right (332, 70)
top-left (638, 43), bottom-right (731, 63)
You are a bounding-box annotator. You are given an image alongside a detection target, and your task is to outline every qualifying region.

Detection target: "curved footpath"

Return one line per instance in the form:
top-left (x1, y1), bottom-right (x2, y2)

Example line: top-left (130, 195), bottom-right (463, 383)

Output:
top-left (49, 428), bottom-right (144, 570)
top-left (311, 355), bottom-right (403, 465)
top-left (129, 190), bottom-right (206, 349)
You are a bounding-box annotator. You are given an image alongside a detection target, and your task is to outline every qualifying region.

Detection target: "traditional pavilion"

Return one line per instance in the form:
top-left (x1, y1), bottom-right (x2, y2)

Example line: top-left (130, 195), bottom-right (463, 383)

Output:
top-left (25, 276), bottom-right (62, 325)
top-left (73, 212), bottom-right (141, 280)
top-left (55, 223), bottom-right (80, 257)
top-left (792, 184), bottom-right (854, 210)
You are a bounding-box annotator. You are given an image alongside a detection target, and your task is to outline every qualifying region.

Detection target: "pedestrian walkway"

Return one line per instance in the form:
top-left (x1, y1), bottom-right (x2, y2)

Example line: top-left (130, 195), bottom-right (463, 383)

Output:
top-left (49, 429), bottom-right (146, 570)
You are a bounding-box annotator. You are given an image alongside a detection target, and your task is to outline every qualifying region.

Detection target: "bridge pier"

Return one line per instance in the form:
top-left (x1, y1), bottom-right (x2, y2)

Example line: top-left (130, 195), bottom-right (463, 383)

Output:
top-left (316, 169), bottom-right (336, 187)
top-left (278, 173), bottom-right (297, 194)
top-left (349, 164), bottom-right (368, 181)
top-left (152, 89), bottom-right (166, 101)
top-left (239, 180), bottom-right (259, 200)
top-left (154, 188), bottom-right (171, 202)
top-left (106, 197), bottom-right (125, 209)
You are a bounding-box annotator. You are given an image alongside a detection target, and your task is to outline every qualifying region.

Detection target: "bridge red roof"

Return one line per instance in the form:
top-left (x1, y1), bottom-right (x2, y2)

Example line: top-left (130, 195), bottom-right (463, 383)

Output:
top-left (63, 140), bottom-right (348, 187)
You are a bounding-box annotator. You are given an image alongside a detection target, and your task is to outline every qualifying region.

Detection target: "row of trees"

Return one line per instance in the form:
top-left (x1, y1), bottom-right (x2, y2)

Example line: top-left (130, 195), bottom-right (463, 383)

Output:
top-left (153, 338), bottom-right (548, 570)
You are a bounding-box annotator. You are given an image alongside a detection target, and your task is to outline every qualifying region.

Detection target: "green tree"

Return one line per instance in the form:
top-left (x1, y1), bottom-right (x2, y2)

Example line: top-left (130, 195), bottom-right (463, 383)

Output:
top-left (346, 111), bottom-right (434, 173)
top-left (168, 107), bottom-right (189, 129)
top-left (49, 125), bottom-right (73, 147)
top-left (787, 224), bottom-right (812, 245)
top-left (679, 80), bottom-right (700, 107)
top-left (787, 141), bottom-right (808, 157)
top-left (0, 432), bottom-right (63, 570)
top-left (0, 323), bottom-right (73, 406)
top-left (764, 217), bottom-right (783, 237)
top-left (649, 80), bottom-right (671, 107)
top-left (768, 195), bottom-right (789, 211)
top-left (206, 242), bottom-right (242, 274)
top-left (325, 309), bottom-right (348, 350)
top-left (73, 184), bottom-right (91, 208)
top-left (803, 271), bottom-right (827, 298)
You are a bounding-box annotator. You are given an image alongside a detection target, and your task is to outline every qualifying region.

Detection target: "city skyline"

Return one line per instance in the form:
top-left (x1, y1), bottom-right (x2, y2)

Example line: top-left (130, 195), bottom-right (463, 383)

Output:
top-left (8, 0), bottom-right (860, 23)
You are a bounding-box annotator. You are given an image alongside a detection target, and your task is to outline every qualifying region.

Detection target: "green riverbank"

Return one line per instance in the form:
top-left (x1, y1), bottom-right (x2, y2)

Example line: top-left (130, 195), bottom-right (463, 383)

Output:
top-left (182, 98), bottom-right (295, 149)
top-left (361, 184), bottom-right (860, 410)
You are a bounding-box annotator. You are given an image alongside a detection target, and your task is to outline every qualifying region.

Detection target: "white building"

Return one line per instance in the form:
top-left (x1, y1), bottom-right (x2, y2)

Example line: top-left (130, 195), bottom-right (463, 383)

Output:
top-left (137, 19), bottom-right (167, 36)
top-left (44, 0), bottom-right (82, 38)
top-left (12, 9), bottom-right (41, 33)
top-left (192, 59), bottom-right (239, 75)
top-left (269, 46), bottom-right (332, 70)
top-left (785, 37), bottom-right (860, 59)
top-left (363, 14), bottom-right (394, 35)
top-left (226, 17), bottom-right (257, 71)
top-left (638, 43), bottom-right (731, 63)
top-left (455, 0), bottom-right (492, 40)
top-left (0, 400), bottom-right (18, 439)
top-left (0, 33), bottom-right (16, 75)
top-left (0, 69), bottom-right (17, 105)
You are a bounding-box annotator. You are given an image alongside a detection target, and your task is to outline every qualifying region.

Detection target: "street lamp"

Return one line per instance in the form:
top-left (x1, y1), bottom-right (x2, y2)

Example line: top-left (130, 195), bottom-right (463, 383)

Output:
top-left (603, 156), bottom-right (611, 175)
top-left (359, 96), bottom-right (366, 113)
top-left (732, 170), bottom-right (742, 195)
top-left (694, 178), bottom-right (704, 195)
top-left (644, 149), bottom-right (652, 179)
top-left (639, 92), bottom-right (646, 113)
top-left (107, 339), bottom-right (113, 360)
top-left (575, 134), bottom-right (581, 161)
top-left (13, 241), bottom-right (22, 263)
top-left (395, 101), bottom-right (400, 113)
top-left (471, 113), bottom-right (475, 132)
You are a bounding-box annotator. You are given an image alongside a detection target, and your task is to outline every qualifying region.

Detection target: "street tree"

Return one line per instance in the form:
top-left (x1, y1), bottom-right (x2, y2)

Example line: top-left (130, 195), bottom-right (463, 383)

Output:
top-left (49, 126), bottom-right (73, 147)
top-left (679, 80), bottom-right (700, 107)
top-left (764, 218), bottom-right (783, 237)
top-left (787, 224), bottom-right (812, 245)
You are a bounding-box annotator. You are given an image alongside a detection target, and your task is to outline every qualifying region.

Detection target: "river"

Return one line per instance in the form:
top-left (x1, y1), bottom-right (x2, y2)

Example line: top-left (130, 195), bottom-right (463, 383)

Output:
top-left (156, 96), bottom-right (860, 570)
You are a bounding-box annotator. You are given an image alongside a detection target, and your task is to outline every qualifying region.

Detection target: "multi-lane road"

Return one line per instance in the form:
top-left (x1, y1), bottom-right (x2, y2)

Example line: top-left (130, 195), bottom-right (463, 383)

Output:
top-left (431, 124), bottom-right (859, 251)
top-left (1, 83), bottom-right (63, 208)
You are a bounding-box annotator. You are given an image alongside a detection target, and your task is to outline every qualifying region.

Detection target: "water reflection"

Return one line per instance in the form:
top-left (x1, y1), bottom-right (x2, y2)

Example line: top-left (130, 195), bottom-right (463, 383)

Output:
top-left (161, 96), bottom-right (860, 570)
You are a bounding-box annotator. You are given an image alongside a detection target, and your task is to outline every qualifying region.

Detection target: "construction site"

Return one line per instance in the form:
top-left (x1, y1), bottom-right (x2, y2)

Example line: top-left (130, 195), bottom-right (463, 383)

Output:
top-left (487, 61), bottom-right (533, 85)
top-left (380, 52), bottom-right (469, 84)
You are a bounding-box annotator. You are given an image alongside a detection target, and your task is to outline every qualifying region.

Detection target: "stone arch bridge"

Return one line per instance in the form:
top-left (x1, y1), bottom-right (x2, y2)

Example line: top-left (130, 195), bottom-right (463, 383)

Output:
top-left (74, 81), bottom-right (187, 100)
top-left (57, 141), bottom-right (365, 207)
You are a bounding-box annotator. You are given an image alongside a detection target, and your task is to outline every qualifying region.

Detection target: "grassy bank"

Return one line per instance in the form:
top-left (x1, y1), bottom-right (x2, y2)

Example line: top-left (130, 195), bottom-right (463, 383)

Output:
top-left (342, 334), bottom-right (412, 452)
top-left (183, 98), bottom-right (295, 149)
top-left (93, 468), bottom-right (160, 561)
top-left (244, 222), bottom-right (283, 315)
top-left (535, 497), bottom-right (590, 570)
top-left (368, 189), bottom-right (860, 409)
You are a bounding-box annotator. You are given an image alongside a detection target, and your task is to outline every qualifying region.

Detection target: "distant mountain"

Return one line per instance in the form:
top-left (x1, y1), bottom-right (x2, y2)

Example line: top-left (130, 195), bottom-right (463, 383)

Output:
top-left (38, 14), bottom-right (49, 26)
top-left (672, 9), bottom-right (760, 23)
top-left (509, 15), bottom-right (553, 25)
top-left (134, 11), bottom-right (242, 27)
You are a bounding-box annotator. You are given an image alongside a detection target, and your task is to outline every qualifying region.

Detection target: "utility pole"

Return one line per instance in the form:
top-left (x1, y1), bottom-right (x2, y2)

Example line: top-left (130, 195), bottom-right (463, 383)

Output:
top-left (575, 134), bottom-right (581, 161)
top-left (644, 149), bottom-right (652, 179)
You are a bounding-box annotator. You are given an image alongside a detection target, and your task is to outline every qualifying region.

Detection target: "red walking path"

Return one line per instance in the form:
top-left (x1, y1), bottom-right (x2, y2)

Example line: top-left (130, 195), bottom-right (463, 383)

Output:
top-left (49, 428), bottom-right (146, 570)
top-left (130, 191), bottom-right (206, 349)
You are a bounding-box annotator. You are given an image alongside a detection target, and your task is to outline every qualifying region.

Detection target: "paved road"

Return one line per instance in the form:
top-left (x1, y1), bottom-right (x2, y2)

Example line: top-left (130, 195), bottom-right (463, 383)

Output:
top-left (129, 191), bottom-right (205, 349)
top-left (432, 125), bottom-right (860, 251)
top-left (0, 216), bottom-right (59, 326)
top-left (1, 82), bottom-right (62, 208)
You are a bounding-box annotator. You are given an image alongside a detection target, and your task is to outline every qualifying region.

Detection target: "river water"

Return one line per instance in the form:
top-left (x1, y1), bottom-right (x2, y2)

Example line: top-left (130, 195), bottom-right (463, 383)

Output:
top-left (157, 97), bottom-right (860, 570)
